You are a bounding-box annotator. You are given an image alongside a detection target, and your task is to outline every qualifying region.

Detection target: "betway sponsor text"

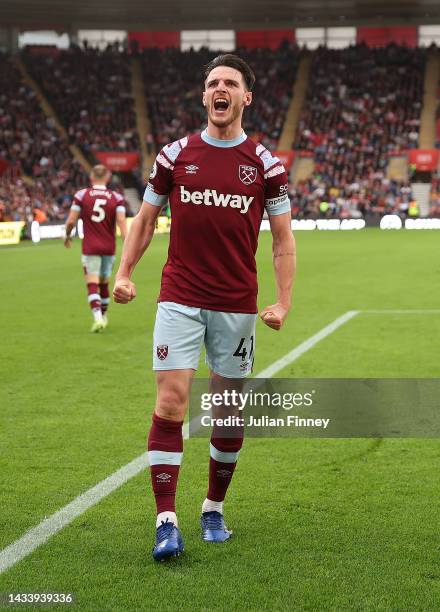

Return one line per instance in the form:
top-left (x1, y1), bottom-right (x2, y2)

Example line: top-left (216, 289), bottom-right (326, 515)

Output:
top-left (180, 186), bottom-right (253, 214)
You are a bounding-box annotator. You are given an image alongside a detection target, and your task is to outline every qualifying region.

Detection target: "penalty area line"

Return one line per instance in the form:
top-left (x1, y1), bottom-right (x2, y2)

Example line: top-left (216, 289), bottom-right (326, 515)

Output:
top-left (254, 310), bottom-right (359, 379)
top-left (362, 309), bottom-right (440, 314)
top-left (0, 310), bottom-right (358, 575)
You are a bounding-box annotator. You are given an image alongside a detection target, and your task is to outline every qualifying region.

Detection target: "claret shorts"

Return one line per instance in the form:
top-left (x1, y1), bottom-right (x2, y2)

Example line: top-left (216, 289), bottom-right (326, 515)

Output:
top-left (153, 301), bottom-right (257, 378)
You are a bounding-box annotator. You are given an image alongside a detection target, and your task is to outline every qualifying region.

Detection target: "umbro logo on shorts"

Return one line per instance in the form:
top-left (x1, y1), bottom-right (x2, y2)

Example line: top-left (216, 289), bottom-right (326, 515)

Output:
top-left (157, 345), bottom-right (168, 360)
top-left (156, 472), bottom-right (171, 482)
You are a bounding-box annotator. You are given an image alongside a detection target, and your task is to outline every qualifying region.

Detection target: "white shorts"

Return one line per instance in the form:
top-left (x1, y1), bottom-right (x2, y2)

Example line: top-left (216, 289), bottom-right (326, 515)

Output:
top-left (81, 255), bottom-right (116, 279)
top-left (153, 301), bottom-right (257, 378)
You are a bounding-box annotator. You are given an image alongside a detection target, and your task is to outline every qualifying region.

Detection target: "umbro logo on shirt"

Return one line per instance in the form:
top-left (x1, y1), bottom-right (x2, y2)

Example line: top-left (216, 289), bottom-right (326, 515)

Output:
top-left (185, 165), bottom-right (199, 174)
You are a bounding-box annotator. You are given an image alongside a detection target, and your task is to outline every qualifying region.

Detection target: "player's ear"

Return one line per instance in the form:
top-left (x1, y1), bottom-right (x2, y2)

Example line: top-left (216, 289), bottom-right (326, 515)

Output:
top-left (244, 91), bottom-right (252, 106)
top-left (202, 93), bottom-right (206, 106)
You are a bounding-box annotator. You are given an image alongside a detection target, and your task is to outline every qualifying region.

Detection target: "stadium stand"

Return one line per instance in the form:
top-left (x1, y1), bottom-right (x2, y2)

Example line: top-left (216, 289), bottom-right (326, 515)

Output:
top-left (141, 44), bottom-right (299, 152)
top-left (292, 43), bottom-right (426, 217)
top-left (23, 45), bottom-right (140, 157)
top-left (0, 52), bottom-right (88, 222)
top-left (1, 42), bottom-right (438, 222)
top-left (289, 173), bottom-right (414, 219)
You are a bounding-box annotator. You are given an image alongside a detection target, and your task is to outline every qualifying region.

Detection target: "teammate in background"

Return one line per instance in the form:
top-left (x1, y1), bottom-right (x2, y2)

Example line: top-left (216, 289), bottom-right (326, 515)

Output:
top-left (65, 165), bottom-right (127, 333)
top-left (113, 54), bottom-right (296, 560)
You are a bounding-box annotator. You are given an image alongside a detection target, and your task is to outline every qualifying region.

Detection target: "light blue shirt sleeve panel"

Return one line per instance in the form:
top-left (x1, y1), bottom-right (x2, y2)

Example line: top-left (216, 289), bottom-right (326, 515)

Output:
top-left (265, 197), bottom-right (291, 216)
top-left (143, 184), bottom-right (168, 206)
top-left (71, 204), bottom-right (81, 212)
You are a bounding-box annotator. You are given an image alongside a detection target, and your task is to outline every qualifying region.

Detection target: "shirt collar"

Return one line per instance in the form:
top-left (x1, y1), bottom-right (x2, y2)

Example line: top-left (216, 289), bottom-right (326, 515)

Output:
top-left (201, 129), bottom-right (247, 148)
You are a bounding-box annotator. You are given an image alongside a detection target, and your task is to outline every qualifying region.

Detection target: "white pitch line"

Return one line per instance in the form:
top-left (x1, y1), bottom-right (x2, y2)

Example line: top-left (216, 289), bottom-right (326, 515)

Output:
top-left (0, 311), bottom-right (358, 575)
top-left (363, 309), bottom-right (440, 314)
top-left (255, 310), bottom-right (360, 378)
top-left (0, 454), bottom-right (149, 575)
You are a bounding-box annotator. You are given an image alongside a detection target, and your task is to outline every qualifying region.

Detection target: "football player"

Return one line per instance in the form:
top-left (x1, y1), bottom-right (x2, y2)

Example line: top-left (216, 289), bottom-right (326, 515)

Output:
top-left (65, 165), bottom-right (127, 332)
top-left (113, 54), bottom-right (296, 560)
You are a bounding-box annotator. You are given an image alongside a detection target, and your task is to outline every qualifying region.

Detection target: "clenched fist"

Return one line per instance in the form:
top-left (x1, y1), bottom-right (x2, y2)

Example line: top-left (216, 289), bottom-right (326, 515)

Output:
top-left (113, 277), bottom-right (136, 304)
top-left (260, 303), bottom-right (290, 331)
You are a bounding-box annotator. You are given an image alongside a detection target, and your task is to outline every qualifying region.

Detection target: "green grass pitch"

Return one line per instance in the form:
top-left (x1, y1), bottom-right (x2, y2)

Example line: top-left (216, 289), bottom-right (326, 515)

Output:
top-left (1, 229), bottom-right (440, 610)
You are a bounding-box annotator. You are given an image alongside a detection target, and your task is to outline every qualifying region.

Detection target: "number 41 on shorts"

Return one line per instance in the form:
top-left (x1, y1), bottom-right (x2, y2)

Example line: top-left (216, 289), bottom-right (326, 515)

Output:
top-left (233, 335), bottom-right (254, 362)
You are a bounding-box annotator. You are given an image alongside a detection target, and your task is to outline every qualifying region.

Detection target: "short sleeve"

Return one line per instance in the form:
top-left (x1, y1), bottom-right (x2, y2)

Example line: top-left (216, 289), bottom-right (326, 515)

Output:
top-left (115, 192), bottom-right (126, 214)
top-left (143, 151), bottom-right (174, 207)
top-left (264, 162), bottom-right (291, 216)
top-left (71, 188), bottom-right (86, 212)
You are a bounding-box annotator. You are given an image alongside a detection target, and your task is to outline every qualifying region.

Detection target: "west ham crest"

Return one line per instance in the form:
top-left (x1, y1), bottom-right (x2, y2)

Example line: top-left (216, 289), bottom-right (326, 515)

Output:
top-left (157, 345), bottom-right (168, 360)
top-left (239, 165), bottom-right (257, 185)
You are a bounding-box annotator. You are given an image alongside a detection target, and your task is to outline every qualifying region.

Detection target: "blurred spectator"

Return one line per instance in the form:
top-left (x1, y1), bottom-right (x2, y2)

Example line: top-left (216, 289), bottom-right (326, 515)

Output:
top-left (146, 132), bottom-right (154, 155)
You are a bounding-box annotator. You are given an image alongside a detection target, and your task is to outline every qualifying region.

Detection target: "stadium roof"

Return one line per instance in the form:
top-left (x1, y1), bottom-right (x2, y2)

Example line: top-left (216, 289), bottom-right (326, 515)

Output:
top-left (2, 0), bottom-right (440, 31)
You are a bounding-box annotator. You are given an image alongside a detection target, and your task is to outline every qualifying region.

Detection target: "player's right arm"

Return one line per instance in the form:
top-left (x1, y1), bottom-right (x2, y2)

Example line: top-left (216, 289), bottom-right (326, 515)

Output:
top-left (64, 208), bottom-right (80, 248)
top-left (113, 150), bottom-right (174, 303)
top-left (64, 188), bottom-right (86, 247)
top-left (112, 201), bottom-right (162, 303)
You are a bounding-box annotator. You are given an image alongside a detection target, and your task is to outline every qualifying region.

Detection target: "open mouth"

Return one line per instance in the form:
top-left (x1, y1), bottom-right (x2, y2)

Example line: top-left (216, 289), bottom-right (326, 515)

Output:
top-left (213, 98), bottom-right (229, 112)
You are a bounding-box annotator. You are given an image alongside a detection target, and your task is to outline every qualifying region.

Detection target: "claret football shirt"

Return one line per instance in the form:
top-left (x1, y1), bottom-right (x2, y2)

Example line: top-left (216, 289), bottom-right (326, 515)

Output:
top-left (144, 130), bottom-right (291, 314)
top-left (72, 185), bottom-right (126, 255)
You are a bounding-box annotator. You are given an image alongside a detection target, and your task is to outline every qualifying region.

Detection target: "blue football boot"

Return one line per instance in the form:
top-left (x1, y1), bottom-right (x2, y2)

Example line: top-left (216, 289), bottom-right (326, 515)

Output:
top-left (200, 511), bottom-right (232, 543)
top-left (152, 520), bottom-right (184, 561)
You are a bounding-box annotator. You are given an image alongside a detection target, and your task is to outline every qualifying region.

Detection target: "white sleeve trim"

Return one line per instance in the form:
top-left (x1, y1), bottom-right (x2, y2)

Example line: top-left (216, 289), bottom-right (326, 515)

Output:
top-left (116, 205), bottom-right (126, 213)
top-left (143, 183), bottom-right (168, 206)
top-left (257, 145), bottom-right (281, 172)
top-left (264, 164), bottom-right (285, 180)
top-left (157, 152), bottom-right (174, 171)
top-left (265, 197), bottom-right (291, 216)
top-left (71, 204), bottom-right (81, 212)
top-left (74, 188), bottom-right (87, 202)
top-left (163, 138), bottom-right (185, 164)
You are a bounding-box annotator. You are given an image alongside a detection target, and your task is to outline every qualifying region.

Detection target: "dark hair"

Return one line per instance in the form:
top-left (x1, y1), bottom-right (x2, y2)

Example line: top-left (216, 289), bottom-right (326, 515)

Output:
top-left (204, 54), bottom-right (256, 91)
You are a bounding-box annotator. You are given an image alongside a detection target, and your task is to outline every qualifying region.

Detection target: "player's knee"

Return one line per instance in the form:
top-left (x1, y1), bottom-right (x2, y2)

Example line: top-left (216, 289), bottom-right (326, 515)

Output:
top-left (156, 386), bottom-right (187, 419)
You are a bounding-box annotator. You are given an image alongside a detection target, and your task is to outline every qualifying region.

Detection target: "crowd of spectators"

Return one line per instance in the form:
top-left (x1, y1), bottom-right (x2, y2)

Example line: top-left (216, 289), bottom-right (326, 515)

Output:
top-left (0, 178), bottom-right (71, 222)
top-left (141, 43), bottom-right (299, 152)
top-left (289, 171), bottom-right (415, 219)
top-left (293, 43), bottom-right (425, 216)
top-left (24, 45), bottom-right (139, 156)
top-left (0, 53), bottom-right (89, 222)
top-left (1, 43), bottom-right (438, 224)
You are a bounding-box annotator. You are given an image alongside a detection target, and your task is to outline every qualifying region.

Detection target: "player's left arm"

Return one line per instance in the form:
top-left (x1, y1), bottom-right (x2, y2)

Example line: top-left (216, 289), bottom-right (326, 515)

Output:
top-left (260, 212), bottom-right (296, 330)
top-left (64, 208), bottom-right (80, 248)
top-left (260, 157), bottom-right (296, 330)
